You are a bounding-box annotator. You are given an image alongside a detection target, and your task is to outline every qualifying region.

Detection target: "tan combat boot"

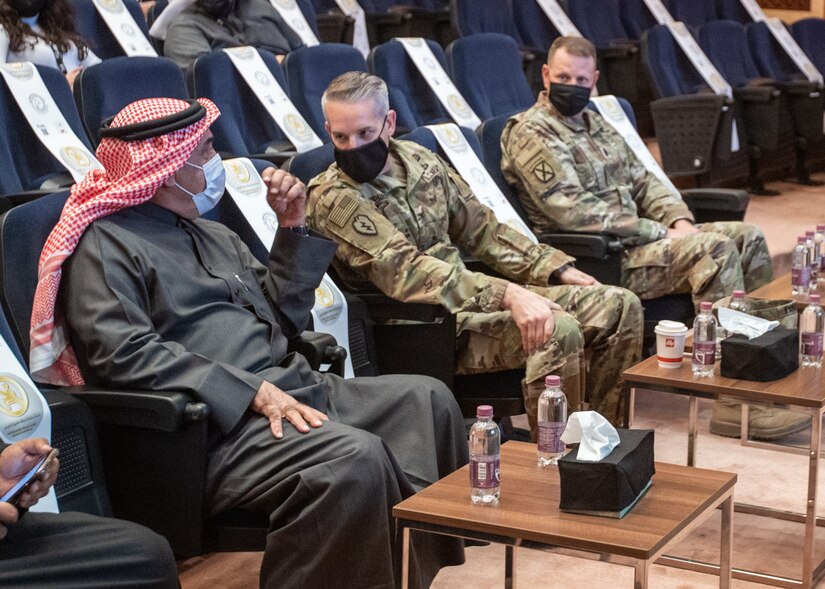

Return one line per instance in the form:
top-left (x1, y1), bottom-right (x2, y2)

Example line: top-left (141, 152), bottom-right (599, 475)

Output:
top-left (710, 401), bottom-right (810, 441)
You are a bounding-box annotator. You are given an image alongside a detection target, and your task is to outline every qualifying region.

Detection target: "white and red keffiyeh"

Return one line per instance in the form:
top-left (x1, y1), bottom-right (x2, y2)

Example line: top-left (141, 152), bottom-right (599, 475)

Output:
top-left (29, 97), bottom-right (220, 386)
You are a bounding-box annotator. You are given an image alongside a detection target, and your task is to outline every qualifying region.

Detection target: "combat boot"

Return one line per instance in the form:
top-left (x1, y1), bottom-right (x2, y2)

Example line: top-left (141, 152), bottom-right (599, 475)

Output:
top-left (710, 401), bottom-right (810, 441)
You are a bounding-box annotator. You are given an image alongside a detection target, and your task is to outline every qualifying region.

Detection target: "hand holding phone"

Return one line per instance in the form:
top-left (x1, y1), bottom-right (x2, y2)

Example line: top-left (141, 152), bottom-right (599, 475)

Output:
top-left (0, 448), bottom-right (58, 506)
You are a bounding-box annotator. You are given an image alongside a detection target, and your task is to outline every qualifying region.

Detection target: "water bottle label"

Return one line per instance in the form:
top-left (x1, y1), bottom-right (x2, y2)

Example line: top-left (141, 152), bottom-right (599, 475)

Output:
top-left (821, 257), bottom-right (825, 272)
top-left (470, 456), bottom-right (500, 489)
top-left (792, 267), bottom-right (812, 287)
top-left (538, 421), bottom-right (566, 453)
top-left (801, 332), bottom-right (824, 356)
top-left (692, 341), bottom-right (716, 366)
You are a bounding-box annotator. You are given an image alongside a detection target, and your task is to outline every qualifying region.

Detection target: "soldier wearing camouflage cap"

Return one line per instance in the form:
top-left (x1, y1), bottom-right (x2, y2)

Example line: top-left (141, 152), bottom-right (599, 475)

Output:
top-left (501, 36), bottom-right (774, 310)
top-left (501, 37), bottom-right (809, 441)
top-left (307, 71), bottom-right (644, 436)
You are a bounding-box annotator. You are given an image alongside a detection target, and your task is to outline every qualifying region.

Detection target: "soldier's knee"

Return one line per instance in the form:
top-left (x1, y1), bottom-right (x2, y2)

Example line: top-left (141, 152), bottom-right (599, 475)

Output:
top-left (551, 312), bottom-right (584, 353)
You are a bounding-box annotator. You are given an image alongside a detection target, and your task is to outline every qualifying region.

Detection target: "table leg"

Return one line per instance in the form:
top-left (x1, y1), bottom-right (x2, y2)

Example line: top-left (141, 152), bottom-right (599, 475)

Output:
top-left (688, 396), bottom-right (698, 467)
top-left (802, 409), bottom-right (822, 589)
top-left (505, 545), bottom-right (517, 589)
top-left (720, 494), bottom-right (733, 589)
top-left (401, 526), bottom-right (410, 589)
top-left (740, 403), bottom-right (749, 446)
top-left (633, 559), bottom-right (649, 589)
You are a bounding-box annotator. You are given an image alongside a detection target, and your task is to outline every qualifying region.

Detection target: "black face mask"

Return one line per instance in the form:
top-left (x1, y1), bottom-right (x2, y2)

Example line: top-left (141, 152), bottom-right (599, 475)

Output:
top-left (548, 82), bottom-right (592, 117)
top-left (333, 119), bottom-right (389, 184)
top-left (11, 0), bottom-right (46, 17)
top-left (199, 0), bottom-right (234, 18)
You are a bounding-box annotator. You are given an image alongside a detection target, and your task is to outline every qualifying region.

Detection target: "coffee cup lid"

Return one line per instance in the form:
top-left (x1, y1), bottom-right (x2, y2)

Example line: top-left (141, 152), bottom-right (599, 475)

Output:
top-left (655, 320), bottom-right (688, 334)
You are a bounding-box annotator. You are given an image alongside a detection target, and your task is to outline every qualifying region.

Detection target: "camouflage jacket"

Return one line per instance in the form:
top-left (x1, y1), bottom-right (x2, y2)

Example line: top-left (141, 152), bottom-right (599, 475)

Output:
top-left (500, 92), bottom-right (694, 246)
top-left (307, 139), bottom-right (574, 315)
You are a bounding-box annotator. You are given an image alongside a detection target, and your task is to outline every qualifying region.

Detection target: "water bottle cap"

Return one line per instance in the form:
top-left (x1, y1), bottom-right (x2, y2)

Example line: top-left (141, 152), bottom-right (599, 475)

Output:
top-left (700, 301), bottom-right (713, 311)
top-left (807, 231), bottom-right (815, 237)
top-left (732, 290), bottom-right (745, 298)
top-left (545, 375), bottom-right (561, 387)
top-left (799, 236), bottom-right (808, 243)
top-left (811, 294), bottom-right (821, 303)
top-left (476, 405), bottom-right (493, 418)
top-left (818, 225), bottom-right (825, 231)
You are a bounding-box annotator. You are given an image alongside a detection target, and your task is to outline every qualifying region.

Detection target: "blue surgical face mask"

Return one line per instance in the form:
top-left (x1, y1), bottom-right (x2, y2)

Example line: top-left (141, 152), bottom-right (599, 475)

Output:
top-left (174, 153), bottom-right (226, 215)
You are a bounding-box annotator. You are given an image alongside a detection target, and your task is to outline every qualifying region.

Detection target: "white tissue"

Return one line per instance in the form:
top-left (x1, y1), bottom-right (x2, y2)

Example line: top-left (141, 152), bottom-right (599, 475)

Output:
top-left (559, 411), bottom-right (620, 462)
top-left (718, 307), bottom-right (778, 340)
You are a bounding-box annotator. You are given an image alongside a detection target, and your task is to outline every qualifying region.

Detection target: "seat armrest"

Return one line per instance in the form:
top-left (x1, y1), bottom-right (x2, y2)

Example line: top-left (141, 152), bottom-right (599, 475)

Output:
top-left (355, 290), bottom-right (449, 323)
top-left (733, 85), bottom-right (780, 103)
top-left (288, 330), bottom-right (347, 376)
top-left (599, 42), bottom-right (638, 59)
top-left (778, 79), bottom-right (822, 96)
top-left (538, 232), bottom-right (622, 259)
top-left (681, 188), bottom-right (749, 213)
top-left (63, 387), bottom-right (207, 432)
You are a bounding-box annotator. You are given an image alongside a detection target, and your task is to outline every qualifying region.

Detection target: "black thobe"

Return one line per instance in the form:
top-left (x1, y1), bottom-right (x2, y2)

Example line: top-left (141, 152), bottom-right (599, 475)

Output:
top-left (60, 202), bottom-right (466, 589)
top-left (0, 443), bottom-right (178, 589)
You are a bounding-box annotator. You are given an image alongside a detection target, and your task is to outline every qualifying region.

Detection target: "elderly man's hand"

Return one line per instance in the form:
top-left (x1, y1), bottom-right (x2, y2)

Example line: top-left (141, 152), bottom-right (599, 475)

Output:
top-left (262, 167), bottom-right (307, 228)
top-left (251, 381), bottom-right (328, 439)
top-left (0, 438), bottom-right (59, 512)
top-left (501, 284), bottom-right (562, 354)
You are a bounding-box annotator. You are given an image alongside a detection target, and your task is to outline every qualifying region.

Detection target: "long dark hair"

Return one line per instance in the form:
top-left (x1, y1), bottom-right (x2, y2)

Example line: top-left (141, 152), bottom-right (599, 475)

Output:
top-left (0, 0), bottom-right (90, 60)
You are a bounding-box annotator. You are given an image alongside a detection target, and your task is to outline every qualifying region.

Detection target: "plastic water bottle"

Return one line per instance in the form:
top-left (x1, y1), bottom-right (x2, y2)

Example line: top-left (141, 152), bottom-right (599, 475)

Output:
top-left (692, 301), bottom-right (717, 377)
top-left (807, 231), bottom-right (818, 291)
top-left (800, 293), bottom-right (824, 368)
top-left (728, 289), bottom-right (750, 314)
top-left (537, 375), bottom-right (568, 467)
top-left (792, 236), bottom-right (811, 297)
top-left (469, 405), bottom-right (500, 504)
top-left (817, 225), bottom-right (825, 274)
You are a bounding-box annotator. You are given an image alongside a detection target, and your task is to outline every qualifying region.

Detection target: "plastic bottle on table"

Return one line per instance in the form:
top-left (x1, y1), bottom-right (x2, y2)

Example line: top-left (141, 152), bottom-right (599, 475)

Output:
top-left (692, 301), bottom-right (717, 377)
top-left (800, 293), bottom-right (824, 369)
top-left (469, 405), bottom-right (500, 504)
top-left (537, 375), bottom-right (568, 467)
top-left (792, 236), bottom-right (811, 297)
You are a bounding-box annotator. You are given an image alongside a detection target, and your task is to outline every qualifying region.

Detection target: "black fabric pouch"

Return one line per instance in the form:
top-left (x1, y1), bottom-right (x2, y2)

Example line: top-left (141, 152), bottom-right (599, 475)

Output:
top-left (558, 429), bottom-right (655, 518)
top-left (720, 327), bottom-right (798, 381)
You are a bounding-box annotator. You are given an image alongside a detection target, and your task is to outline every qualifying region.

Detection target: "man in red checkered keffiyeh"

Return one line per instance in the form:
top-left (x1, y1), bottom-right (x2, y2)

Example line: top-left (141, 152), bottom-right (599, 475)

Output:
top-left (29, 96), bottom-right (220, 386)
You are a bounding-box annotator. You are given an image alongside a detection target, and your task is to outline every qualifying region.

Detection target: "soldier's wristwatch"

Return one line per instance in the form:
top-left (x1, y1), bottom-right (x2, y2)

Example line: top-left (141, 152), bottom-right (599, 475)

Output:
top-left (287, 225), bottom-right (310, 236)
top-left (657, 225), bottom-right (668, 240)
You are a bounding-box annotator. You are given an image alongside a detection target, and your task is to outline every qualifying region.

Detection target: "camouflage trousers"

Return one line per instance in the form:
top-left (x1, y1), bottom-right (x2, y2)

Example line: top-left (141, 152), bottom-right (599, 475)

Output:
top-left (455, 285), bottom-right (643, 439)
top-left (622, 221), bottom-right (774, 310)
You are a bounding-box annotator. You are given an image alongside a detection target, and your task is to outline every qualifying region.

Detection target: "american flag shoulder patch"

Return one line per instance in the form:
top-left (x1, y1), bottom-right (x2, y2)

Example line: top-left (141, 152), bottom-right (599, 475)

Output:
top-left (329, 194), bottom-right (359, 227)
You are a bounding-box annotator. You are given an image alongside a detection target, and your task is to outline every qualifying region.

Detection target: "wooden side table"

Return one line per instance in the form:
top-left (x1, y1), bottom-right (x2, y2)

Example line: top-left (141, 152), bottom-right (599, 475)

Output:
top-left (623, 356), bottom-right (825, 588)
top-left (394, 441), bottom-right (735, 589)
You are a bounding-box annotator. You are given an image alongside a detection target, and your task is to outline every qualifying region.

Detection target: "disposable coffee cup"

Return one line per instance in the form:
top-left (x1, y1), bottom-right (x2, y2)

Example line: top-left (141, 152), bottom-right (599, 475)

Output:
top-left (654, 320), bottom-right (688, 369)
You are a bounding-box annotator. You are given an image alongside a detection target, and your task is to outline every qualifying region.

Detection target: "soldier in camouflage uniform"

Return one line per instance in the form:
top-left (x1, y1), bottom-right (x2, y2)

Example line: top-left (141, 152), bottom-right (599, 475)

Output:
top-left (306, 72), bottom-right (644, 437)
top-left (502, 37), bottom-right (810, 442)
top-left (501, 36), bottom-right (774, 311)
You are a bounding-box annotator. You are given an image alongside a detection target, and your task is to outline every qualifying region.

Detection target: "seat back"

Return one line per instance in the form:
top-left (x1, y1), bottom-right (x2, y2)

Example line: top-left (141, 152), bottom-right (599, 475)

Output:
top-left (282, 44), bottom-right (368, 139)
top-left (791, 18), bottom-right (825, 76)
top-left (400, 124), bottom-right (482, 159)
top-left (189, 49), bottom-right (291, 156)
top-left (642, 24), bottom-right (708, 97)
top-left (0, 65), bottom-right (91, 195)
top-left (697, 20), bottom-right (762, 88)
top-left (449, 0), bottom-right (521, 39)
top-left (446, 33), bottom-right (534, 121)
top-left (716, 0), bottom-right (752, 23)
top-left (746, 20), bottom-right (798, 83)
top-left (369, 38), bottom-right (451, 132)
top-left (510, 0), bottom-right (562, 50)
top-left (567, 0), bottom-right (631, 47)
top-left (72, 0), bottom-right (153, 59)
top-left (0, 191), bottom-right (70, 356)
top-left (74, 56), bottom-right (189, 146)
top-left (619, 0), bottom-right (658, 40)
top-left (475, 110), bottom-right (530, 220)
top-left (665, 0), bottom-right (718, 28)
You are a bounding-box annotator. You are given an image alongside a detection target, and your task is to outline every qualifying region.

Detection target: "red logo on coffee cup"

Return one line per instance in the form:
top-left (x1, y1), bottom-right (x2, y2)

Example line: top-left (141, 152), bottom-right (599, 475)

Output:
top-left (666, 337), bottom-right (674, 348)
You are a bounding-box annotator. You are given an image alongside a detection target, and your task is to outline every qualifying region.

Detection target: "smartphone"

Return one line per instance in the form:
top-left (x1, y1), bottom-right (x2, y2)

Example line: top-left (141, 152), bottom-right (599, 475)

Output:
top-left (0, 448), bottom-right (58, 505)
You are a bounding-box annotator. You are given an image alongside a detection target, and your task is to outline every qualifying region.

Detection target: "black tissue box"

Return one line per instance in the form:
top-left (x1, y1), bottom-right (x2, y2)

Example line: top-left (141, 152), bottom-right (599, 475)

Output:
top-left (558, 428), bottom-right (655, 518)
top-left (720, 327), bottom-right (798, 381)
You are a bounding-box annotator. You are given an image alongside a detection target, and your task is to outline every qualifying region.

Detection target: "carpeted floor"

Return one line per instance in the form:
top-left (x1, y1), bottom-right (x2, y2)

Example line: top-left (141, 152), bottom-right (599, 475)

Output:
top-left (178, 173), bottom-right (825, 587)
